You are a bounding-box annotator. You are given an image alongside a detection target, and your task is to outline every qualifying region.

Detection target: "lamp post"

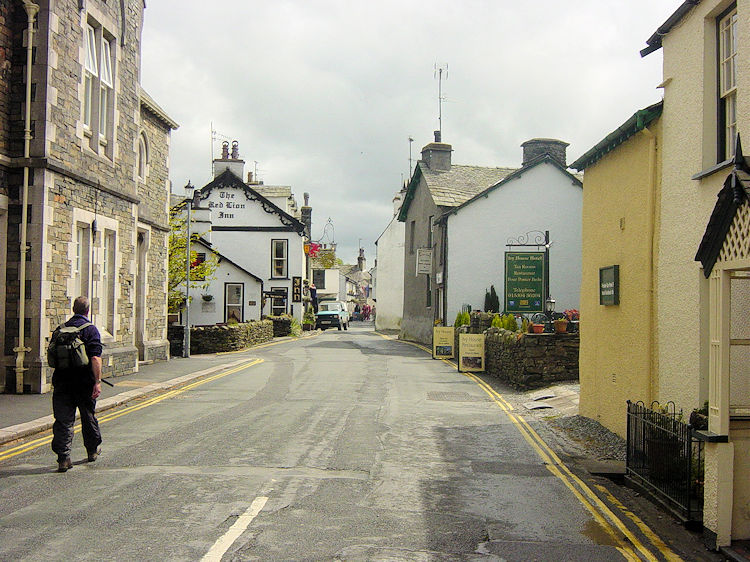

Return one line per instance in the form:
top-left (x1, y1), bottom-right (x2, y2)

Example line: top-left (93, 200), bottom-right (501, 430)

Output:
top-left (545, 296), bottom-right (556, 332)
top-left (183, 181), bottom-right (194, 358)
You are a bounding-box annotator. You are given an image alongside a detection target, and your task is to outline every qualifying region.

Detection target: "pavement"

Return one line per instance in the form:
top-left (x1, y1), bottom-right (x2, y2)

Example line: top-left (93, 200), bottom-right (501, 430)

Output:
top-left (0, 337), bottom-right (304, 446)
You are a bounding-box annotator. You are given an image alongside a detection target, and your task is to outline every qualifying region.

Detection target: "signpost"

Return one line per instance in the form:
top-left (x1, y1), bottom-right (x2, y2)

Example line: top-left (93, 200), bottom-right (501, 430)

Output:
top-left (432, 327), bottom-right (455, 359)
top-left (458, 333), bottom-right (485, 372)
top-left (504, 252), bottom-right (544, 313)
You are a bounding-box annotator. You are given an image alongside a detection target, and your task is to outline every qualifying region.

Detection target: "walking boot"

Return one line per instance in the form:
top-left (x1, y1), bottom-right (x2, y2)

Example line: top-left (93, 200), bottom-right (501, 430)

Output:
top-left (57, 457), bottom-right (72, 472)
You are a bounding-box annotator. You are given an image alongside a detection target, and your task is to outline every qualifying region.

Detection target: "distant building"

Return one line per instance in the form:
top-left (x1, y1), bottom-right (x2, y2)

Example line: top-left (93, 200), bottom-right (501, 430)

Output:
top-left (1, 0), bottom-right (177, 393)
top-left (374, 189), bottom-right (405, 330)
top-left (397, 132), bottom-right (516, 344)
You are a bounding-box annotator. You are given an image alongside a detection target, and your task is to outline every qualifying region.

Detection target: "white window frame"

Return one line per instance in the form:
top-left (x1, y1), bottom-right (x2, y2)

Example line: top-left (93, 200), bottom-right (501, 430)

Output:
top-left (101, 229), bottom-right (116, 334)
top-left (225, 283), bottom-right (244, 323)
top-left (271, 239), bottom-right (288, 279)
top-left (271, 286), bottom-right (287, 316)
top-left (74, 224), bottom-right (91, 298)
top-left (719, 7), bottom-right (738, 160)
top-left (82, 21), bottom-right (115, 155)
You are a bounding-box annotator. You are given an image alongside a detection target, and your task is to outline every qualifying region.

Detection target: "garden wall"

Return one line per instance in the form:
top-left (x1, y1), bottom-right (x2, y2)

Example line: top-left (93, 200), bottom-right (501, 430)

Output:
top-left (168, 320), bottom-right (273, 356)
top-left (484, 329), bottom-right (579, 389)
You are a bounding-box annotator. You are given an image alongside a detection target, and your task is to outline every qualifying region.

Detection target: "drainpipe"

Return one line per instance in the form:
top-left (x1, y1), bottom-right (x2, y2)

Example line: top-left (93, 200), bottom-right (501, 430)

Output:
top-left (641, 126), bottom-right (658, 405)
top-left (14, 0), bottom-right (40, 393)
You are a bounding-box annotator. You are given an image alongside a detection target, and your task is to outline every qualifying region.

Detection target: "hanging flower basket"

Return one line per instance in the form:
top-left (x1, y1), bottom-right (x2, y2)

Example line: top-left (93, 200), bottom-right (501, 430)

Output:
top-left (201, 294), bottom-right (213, 302)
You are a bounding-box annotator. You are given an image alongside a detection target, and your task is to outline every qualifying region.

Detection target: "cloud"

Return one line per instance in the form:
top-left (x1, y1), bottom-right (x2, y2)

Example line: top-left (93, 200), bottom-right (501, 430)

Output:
top-left (141, 0), bottom-right (677, 263)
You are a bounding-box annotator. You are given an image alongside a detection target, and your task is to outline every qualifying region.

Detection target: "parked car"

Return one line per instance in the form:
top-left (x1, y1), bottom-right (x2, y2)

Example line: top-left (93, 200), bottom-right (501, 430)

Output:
top-left (316, 301), bottom-right (349, 331)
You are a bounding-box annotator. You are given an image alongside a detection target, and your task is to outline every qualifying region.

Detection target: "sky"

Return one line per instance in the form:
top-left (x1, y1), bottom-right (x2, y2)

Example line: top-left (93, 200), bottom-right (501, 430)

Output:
top-left (140, 1), bottom-right (679, 265)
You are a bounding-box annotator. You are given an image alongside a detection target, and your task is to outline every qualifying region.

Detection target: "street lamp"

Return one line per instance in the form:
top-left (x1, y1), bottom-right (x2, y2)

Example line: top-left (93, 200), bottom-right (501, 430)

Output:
top-left (183, 181), bottom-right (194, 358)
top-left (545, 296), bottom-right (556, 332)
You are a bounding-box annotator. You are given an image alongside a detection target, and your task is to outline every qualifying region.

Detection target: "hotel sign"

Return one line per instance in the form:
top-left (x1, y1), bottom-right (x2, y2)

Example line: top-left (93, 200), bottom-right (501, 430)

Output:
top-left (599, 265), bottom-right (619, 306)
top-left (416, 248), bottom-right (433, 275)
top-left (505, 252), bottom-right (544, 313)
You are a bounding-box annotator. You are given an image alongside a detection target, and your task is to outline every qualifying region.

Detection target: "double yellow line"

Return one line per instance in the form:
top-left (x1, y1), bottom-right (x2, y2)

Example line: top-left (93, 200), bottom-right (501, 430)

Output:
top-left (376, 333), bottom-right (681, 561)
top-left (0, 358), bottom-right (263, 463)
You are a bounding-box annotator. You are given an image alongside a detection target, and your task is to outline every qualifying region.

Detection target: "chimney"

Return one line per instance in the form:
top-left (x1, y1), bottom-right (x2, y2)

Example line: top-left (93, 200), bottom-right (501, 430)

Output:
top-left (420, 130), bottom-right (452, 172)
top-left (300, 192), bottom-right (312, 239)
top-left (358, 248), bottom-right (366, 271)
top-left (213, 139), bottom-right (246, 179)
top-left (521, 138), bottom-right (569, 167)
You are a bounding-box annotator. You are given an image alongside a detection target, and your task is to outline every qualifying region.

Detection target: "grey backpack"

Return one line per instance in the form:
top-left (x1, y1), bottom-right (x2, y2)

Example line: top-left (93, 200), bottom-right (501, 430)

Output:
top-left (47, 323), bottom-right (91, 369)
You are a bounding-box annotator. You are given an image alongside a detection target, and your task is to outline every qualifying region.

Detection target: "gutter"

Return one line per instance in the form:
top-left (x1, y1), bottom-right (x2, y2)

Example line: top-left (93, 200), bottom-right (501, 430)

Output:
top-left (14, 1), bottom-right (40, 393)
top-left (640, 0), bottom-right (701, 57)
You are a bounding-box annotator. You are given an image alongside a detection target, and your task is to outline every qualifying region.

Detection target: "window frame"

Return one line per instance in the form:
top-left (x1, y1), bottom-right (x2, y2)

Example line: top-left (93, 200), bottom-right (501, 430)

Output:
top-left (82, 20), bottom-right (115, 156)
top-left (225, 283), bottom-right (244, 323)
top-left (74, 223), bottom-right (91, 298)
top-left (270, 286), bottom-right (287, 316)
top-left (271, 239), bottom-right (288, 279)
top-left (137, 133), bottom-right (148, 180)
top-left (717, 5), bottom-right (738, 161)
top-left (101, 229), bottom-right (116, 334)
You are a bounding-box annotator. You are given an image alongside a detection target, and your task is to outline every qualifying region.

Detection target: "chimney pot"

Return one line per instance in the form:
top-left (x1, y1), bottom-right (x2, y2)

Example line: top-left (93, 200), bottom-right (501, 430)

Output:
top-left (231, 141), bottom-right (239, 160)
top-left (221, 141), bottom-right (229, 159)
top-left (521, 138), bottom-right (569, 167)
top-left (434, 130), bottom-right (441, 142)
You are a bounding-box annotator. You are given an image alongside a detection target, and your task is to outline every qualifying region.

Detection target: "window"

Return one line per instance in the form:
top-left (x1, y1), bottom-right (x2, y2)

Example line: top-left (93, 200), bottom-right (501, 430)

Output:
top-left (313, 269), bottom-right (326, 289)
top-left (409, 220), bottom-right (416, 254)
top-left (101, 230), bottom-right (116, 333)
top-left (74, 224), bottom-right (91, 297)
top-left (83, 22), bottom-right (115, 154)
top-left (719, 7), bottom-right (738, 160)
top-left (137, 133), bottom-right (148, 180)
top-left (427, 215), bottom-right (434, 248)
top-left (271, 287), bottom-right (287, 316)
top-left (271, 239), bottom-right (288, 278)
top-left (225, 283), bottom-right (243, 323)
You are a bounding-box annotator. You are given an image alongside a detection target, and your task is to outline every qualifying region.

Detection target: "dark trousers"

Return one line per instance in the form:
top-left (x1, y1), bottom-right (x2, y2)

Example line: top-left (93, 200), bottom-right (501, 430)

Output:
top-left (51, 385), bottom-right (101, 460)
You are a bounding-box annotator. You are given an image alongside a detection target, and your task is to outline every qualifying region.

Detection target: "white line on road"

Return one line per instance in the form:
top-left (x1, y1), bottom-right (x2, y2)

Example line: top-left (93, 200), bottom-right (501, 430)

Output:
top-left (201, 496), bottom-right (269, 561)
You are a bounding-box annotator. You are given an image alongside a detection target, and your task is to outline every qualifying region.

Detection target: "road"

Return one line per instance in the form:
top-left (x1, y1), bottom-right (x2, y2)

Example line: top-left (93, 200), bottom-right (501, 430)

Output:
top-left (0, 325), bottom-right (690, 560)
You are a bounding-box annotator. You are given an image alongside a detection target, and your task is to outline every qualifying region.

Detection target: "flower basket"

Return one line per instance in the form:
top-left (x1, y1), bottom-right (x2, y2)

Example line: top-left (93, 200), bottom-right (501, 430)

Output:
top-left (201, 294), bottom-right (213, 302)
top-left (554, 319), bottom-right (568, 334)
top-left (531, 323), bottom-right (545, 334)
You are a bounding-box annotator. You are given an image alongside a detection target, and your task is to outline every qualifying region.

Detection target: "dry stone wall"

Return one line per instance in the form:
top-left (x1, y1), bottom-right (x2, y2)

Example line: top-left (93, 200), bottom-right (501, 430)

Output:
top-left (168, 320), bottom-right (273, 356)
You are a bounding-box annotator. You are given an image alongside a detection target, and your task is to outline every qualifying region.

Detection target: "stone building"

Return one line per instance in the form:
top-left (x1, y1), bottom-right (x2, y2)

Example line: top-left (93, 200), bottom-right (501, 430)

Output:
top-left (0, 0), bottom-right (177, 393)
top-left (397, 132), bottom-right (515, 344)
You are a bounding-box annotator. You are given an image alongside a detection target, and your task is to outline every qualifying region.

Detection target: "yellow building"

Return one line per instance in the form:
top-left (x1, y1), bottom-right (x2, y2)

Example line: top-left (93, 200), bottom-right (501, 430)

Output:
top-left (571, 103), bottom-right (662, 438)
top-left (574, 0), bottom-right (750, 551)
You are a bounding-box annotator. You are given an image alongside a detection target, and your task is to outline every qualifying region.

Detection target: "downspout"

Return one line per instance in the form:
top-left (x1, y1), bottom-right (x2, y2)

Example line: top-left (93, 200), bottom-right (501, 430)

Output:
top-left (641, 126), bottom-right (658, 404)
top-left (441, 218), bottom-right (448, 325)
top-left (14, 0), bottom-right (40, 393)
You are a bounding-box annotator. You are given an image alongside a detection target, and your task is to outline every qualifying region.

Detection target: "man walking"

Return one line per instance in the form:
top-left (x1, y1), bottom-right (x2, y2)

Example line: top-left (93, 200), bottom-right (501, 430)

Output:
top-left (51, 296), bottom-right (103, 472)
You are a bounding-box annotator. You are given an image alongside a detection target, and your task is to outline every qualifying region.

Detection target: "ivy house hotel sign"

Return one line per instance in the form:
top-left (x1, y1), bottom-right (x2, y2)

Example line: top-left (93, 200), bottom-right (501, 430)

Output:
top-left (504, 252), bottom-right (544, 313)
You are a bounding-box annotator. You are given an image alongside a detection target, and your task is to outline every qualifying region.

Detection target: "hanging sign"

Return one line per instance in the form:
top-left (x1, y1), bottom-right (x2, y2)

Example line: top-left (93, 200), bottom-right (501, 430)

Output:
top-left (599, 265), bottom-right (619, 305)
top-left (416, 248), bottom-right (433, 275)
top-left (458, 333), bottom-right (485, 372)
top-left (505, 252), bottom-right (544, 313)
top-left (292, 276), bottom-right (302, 303)
top-left (433, 327), bottom-right (455, 359)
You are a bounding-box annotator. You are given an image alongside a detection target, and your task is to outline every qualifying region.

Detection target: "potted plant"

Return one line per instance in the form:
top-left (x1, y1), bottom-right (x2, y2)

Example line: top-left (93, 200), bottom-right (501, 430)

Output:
top-left (531, 323), bottom-right (545, 334)
top-left (201, 294), bottom-right (213, 302)
top-left (553, 317), bottom-right (568, 333)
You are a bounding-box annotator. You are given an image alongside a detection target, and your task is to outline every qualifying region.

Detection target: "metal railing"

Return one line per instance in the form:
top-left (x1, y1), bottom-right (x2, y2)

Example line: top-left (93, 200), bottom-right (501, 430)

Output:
top-left (626, 400), bottom-right (704, 522)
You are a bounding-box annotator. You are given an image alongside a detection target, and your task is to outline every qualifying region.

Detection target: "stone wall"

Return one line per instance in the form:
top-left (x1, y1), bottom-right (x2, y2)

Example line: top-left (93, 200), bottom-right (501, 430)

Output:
top-left (268, 315), bottom-right (292, 337)
top-left (485, 328), bottom-right (579, 389)
top-left (168, 320), bottom-right (273, 356)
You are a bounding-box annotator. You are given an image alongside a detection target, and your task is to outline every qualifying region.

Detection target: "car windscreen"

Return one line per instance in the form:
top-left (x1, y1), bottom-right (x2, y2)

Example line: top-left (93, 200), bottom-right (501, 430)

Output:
top-left (319, 303), bottom-right (341, 312)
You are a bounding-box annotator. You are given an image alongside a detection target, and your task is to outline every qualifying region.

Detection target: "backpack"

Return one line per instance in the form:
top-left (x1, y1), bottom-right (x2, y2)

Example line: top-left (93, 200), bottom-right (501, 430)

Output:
top-left (47, 322), bottom-right (92, 370)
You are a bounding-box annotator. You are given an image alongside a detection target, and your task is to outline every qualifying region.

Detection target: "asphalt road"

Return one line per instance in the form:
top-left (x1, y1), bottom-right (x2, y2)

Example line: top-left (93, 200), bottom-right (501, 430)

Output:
top-left (0, 326), bottom-right (688, 560)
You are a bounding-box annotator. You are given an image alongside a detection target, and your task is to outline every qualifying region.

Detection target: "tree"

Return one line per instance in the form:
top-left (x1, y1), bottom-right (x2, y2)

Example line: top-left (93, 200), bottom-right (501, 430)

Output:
top-left (168, 207), bottom-right (218, 313)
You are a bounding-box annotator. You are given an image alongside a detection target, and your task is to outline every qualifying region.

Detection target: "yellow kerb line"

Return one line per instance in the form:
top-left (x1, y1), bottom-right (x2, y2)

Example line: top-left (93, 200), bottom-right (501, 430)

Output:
top-left (0, 359), bottom-right (263, 462)
top-left (375, 331), bottom-right (677, 562)
top-left (217, 333), bottom-right (320, 355)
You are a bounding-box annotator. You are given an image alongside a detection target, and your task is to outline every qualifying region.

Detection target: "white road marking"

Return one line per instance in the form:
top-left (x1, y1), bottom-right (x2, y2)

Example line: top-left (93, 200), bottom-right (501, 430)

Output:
top-left (201, 496), bottom-right (268, 561)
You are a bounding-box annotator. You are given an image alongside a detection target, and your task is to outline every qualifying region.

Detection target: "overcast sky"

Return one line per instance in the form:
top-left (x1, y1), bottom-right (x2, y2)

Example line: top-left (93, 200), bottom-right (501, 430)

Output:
top-left (141, 1), bottom-right (678, 265)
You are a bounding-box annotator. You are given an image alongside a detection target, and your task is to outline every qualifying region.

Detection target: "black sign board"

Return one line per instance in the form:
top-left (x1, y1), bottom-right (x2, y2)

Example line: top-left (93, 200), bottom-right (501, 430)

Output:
top-left (599, 265), bottom-right (619, 305)
top-left (292, 276), bottom-right (302, 303)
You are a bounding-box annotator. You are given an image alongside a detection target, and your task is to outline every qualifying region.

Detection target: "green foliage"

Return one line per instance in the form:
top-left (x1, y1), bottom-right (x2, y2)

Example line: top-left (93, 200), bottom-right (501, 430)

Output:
top-left (503, 314), bottom-right (518, 332)
top-left (521, 317), bottom-right (530, 333)
top-left (491, 314), bottom-right (502, 328)
top-left (290, 317), bottom-right (302, 337)
top-left (484, 285), bottom-right (500, 313)
top-left (303, 305), bottom-right (316, 325)
top-left (168, 207), bottom-right (219, 313)
top-left (454, 311), bottom-right (470, 327)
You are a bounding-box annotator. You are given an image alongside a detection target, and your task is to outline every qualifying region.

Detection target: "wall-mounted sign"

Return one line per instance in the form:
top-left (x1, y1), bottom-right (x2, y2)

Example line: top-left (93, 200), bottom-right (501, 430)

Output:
top-left (207, 190), bottom-right (247, 221)
top-left (458, 333), bottom-right (485, 372)
top-left (292, 276), bottom-right (302, 303)
top-left (433, 327), bottom-right (455, 359)
top-left (599, 265), bottom-right (619, 305)
top-left (416, 248), bottom-right (433, 275)
top-left (436, 271), bottom-right (443, 285)
top-left (505, 252), bottom-right (544, 313)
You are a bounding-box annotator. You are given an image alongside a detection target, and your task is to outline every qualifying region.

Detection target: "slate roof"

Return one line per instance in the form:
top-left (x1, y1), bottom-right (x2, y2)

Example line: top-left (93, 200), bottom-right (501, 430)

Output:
top-left (398, 162), bottom-right (517, 221)
top-left (695, 136), bottom-right (750, 277)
